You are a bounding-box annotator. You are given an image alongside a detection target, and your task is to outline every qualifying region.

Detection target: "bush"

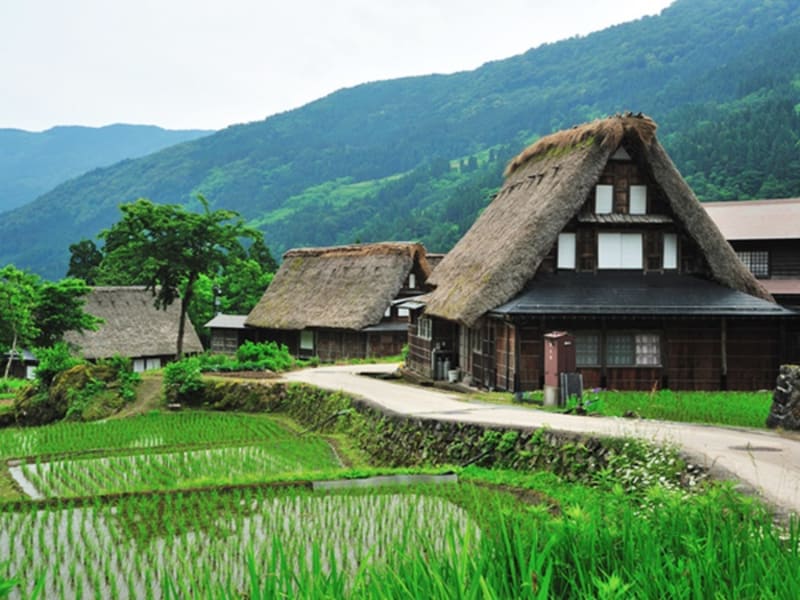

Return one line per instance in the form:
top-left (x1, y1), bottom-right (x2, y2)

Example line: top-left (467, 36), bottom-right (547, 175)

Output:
top-left (234, 341), bottom-right (295, 372)
top-left (33, 342), bottom-right (83, 388)
top-left (97, 355), bottom-right (141, 402)
top-left (163, 357), bottom-right (204, 404)
top-left (13, 355), bottom-right (142, 426)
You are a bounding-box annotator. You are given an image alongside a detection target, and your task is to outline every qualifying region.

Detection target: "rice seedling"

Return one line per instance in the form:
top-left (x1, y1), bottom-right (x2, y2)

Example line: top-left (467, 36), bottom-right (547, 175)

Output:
top-left (0, 411), bottom-right (291, 461)
top-left (3, 476), bottom-right (800, 599)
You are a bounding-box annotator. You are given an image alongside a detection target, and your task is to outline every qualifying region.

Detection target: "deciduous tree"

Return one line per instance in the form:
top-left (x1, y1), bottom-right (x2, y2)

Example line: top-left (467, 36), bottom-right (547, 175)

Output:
top-left (99, 196), bottom-right (262, 358)
top-left (0, 265), bottom-right (39, 378)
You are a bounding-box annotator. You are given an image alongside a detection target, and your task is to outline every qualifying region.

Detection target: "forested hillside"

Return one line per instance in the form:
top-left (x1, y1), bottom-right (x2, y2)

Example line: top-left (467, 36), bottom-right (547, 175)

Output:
top-left (1, 0), bottom-right (798, 279)
top-left (0, 124), bottom-right (211, 213)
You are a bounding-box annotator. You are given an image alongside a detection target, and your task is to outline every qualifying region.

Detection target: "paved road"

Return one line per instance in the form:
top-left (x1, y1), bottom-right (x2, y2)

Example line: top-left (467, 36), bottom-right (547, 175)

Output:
top-left (284, 363), bottom-right (800, 517)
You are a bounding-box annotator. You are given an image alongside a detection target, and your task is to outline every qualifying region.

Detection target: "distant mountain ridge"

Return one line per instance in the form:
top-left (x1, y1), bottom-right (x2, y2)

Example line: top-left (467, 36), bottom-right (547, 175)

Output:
top-left (1, 0), bottom-right (798, 279)
top-left (0, 124), bottom-right (212, 213)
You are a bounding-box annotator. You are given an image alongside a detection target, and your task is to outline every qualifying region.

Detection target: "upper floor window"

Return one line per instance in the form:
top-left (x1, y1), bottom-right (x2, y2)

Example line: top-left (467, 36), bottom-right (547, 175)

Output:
top-left (629, 185), bottom-right (647, 214)
top-left (736, 250), bottom-right (769, 278)
top-left (557, 232), bottom-right (576, 269)
top-left (663, 233), bottom-right (678, 269)
top-left (408, 273), bottom-right (417, 288)
top-left (598, 233), bottom-right (643, 269)
top-left (594, 184), bottom-right (648, 215)
top-left (596, 185), bottom-right (614, 214)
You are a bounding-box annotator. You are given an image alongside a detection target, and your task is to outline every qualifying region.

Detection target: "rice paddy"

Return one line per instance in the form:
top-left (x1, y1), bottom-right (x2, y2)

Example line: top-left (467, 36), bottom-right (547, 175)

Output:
top-left (2, 407), bottom-right (800, 598)
top-left (0, 486), bottom-right (479, 599)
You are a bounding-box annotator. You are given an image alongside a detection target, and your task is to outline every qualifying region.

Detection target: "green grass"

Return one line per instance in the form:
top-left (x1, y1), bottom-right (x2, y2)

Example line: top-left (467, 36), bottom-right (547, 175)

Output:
top-left (459, 386), bottom-right (772, 429)
top-left (565, 389), bottom-right (772, 429)
top-left (4, 468), bottom-right (800, 599)
top-left (0, 377), bottom-right (28, 401)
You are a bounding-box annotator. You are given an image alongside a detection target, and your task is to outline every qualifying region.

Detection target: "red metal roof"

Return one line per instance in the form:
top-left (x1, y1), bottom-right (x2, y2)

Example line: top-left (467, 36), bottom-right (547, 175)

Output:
top-left (703, 198), bottom-right (800, 240)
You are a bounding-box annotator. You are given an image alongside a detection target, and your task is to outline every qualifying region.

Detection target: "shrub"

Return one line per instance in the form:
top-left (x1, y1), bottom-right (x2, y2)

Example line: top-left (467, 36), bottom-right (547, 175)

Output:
top-left (163, 357), bottom-right (204, 404)
top-left (11, 352), bottom-right (142, 426)
top-left (234, 341), bottom-right (295, 372)
top-left (33, 342), bottom-right (83, 388)
top-left (97, 355), bottom-right (141, 402)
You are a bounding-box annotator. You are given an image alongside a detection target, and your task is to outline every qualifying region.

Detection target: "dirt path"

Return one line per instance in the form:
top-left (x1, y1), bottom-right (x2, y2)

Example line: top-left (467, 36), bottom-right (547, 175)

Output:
top-left (112, 373), bottom-right (164, 419)
top-left (284, 363), bottom-right (800, 518)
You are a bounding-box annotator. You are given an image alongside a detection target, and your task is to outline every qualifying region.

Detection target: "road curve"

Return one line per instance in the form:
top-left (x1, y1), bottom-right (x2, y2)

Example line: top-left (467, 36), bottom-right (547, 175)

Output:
top-left (284, 363), bottom-right (800, 517)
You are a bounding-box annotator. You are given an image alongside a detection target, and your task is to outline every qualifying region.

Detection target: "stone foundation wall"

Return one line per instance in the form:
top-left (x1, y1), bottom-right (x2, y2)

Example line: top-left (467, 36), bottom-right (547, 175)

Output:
top-left (196, 380), bottom-right (702, 489)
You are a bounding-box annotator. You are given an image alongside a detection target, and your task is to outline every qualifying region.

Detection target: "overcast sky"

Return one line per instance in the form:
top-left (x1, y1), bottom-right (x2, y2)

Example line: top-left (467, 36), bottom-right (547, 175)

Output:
top-left (0, 0), bottom-right (674, 132)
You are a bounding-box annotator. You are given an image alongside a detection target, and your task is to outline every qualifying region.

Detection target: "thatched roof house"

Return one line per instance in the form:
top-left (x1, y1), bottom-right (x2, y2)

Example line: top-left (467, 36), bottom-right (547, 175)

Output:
top-left (425, 115), bottom-right (770, 327)
top-left (408, 114), bottom-right (797, 392)
top-left (64, 286), bottom-right (204, 371)
top-left (246, 242), bottom-right (432, 360)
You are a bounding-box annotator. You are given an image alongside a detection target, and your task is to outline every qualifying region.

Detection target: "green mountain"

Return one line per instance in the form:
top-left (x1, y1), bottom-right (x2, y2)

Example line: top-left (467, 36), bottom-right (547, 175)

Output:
top-left (0, 124), bottom-right (212, 213)
top-left (2, 0), bottom-right (799, 279)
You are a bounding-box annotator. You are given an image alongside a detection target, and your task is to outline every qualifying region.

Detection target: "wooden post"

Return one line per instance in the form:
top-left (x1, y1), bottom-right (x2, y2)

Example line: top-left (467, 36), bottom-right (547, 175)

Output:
top-left (514, 321), bottom-right (521, 394)
top-left (600, 317), bottom-right (608, 389)
top-left (720, 317), bottom-right (728, 390)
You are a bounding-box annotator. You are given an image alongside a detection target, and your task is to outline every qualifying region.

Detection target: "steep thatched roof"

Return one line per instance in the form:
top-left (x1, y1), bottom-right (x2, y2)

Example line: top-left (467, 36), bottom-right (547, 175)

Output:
top-left (64, 286), bottom-right (204, 359)
top-left (246, 242), bottom-right (431, 330)
top-left (425, 114), bottom-right (772, 327)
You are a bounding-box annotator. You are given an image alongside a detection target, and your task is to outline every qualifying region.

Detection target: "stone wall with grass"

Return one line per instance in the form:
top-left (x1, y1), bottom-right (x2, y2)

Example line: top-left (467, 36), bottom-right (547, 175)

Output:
top-left (197, 380), bottom-right (705, 492)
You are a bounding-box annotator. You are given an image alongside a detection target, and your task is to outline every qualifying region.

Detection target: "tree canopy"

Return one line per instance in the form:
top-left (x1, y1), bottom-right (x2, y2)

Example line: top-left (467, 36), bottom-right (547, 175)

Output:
top-left (98, 196), bottom-right (270, 358)
top-left (0, 265), bottom-right (99, 377)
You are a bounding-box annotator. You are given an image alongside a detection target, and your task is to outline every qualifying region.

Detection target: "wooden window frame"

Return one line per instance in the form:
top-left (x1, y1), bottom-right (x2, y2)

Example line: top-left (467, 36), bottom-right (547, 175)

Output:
top-left (605, 331), bottom-right (662, 367)
top-left (598, 232), bottom-right (643, 270)
top-left (417, 317), bottom-right (432, 340)
top-left (575, 331), bottom-right (601, 367)
top-left (557, 232), bottom-right (576, 270)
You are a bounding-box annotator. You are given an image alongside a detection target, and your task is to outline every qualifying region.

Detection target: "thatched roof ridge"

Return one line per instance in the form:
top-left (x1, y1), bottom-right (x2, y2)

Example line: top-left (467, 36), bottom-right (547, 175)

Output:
top-left (64, 286), bottom-right (204, 359)
top-left (505, 114), bottom-right (658, 177)
top-left (246, 242), bottom-right (430, 330)
top-left (426, 114), bottom-right (771, 327)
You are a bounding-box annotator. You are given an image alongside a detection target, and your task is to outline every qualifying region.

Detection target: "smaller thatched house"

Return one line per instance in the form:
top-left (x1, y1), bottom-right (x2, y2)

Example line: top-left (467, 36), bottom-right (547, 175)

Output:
top-left (245, 243), bottom-right (432, 360)
top-left (408, 114), bottom-right (798, 391)
top-left (204, 314), bottom-right (257, 354)
top-left (705, 198), bottom-right (800, 309)
top-left (64, 286), bottom-right (204, 372)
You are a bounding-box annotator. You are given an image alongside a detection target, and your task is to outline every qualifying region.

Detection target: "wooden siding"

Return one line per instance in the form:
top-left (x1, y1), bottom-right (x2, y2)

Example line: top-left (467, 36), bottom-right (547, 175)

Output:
top-left (253, 328), bottom-right (300, 356)
top-left (495, 322), bottom-right (516, 391)
top-left (315, 330), bottom-right (366, 361)
top-left (209, 328), bottom-right (258, 355)
top-left (407, 311), bottom-right (460, 379)
top-left (366, 332), bottom-right (406, 357)
top-left (484, 316), bottom-right (792, 392)
top-left (729, 239), bottom-right (800, 280)
top-left (546, 157), bottom-right (711, 278)
top-left (407, 311), bottom-right (433, 377)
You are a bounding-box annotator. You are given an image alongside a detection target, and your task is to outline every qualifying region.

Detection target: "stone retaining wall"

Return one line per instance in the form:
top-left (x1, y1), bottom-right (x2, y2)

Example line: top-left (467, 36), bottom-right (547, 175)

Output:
top-left (196, 379), bottom-right (704, 490)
